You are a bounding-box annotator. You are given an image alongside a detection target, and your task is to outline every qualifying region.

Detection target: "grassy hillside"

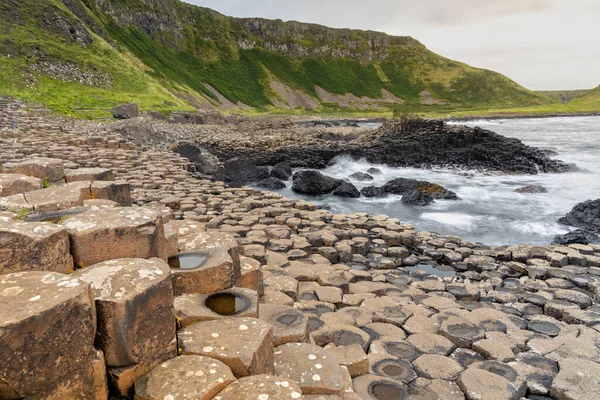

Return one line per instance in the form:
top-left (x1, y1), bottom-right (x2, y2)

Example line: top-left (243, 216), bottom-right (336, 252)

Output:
top-left (536, 89), bottom-right (590, 103)
top-left (0, 0), bottom-right (563, 118)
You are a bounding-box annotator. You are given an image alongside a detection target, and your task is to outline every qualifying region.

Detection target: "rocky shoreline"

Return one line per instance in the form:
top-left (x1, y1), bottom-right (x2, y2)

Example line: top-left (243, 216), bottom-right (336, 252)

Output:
top-left (1, 104), bottom-right (599, 400)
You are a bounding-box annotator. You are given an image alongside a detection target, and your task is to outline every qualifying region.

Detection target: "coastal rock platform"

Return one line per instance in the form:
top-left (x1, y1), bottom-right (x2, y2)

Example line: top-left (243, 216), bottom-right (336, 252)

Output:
top-left (0, 108), bottom-right (598, 399)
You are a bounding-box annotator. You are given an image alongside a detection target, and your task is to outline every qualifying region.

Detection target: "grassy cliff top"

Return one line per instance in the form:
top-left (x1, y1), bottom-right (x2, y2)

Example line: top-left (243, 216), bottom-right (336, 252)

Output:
top-left (0, 0), bottom-right (590, 118)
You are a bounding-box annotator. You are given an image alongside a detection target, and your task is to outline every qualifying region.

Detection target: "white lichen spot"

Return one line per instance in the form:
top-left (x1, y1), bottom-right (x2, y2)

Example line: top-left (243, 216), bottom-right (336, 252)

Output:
top-left (164, 395), bottom-right (174, 400)
top-left (209, 369), bottom-right (216, 374)
top-left (291, 392), bottom-right (301, 399)
top-left (203, 346), bottom-right (214, 352)
top-left (195, 370), bottom-right (204, 377)
top-left (258, 395), bottom-right (269, 400)
top-left (308, 354), bottom-right (316, 360)
top-left (312, 374), bottom-right (321, 381)
top-left (315, 364), bottom-right (322, 369)
top-left (239, 324), bottom-right (249, 331)
top-left (212, 333), bottom-right (220, 338)
top-left (28, 295), bottom-right (41, 302)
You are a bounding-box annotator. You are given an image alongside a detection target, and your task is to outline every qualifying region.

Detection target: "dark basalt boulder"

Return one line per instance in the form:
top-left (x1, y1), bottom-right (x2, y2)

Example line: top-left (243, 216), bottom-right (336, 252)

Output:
top-left (271, 162), bottom-right (293, 180)
top-left (402, 190), bottom-right (435, 206)
top-left (349, 172), bottom-right (374, 181)
top-left (171, 142), bottom-right (220, 175)
top-left (361, 186), bottom-right (387, 198)
top-left (222, 159), bottom-right (270, 185)
top-left (367, 168), bottom-right (382, 175)
top-left (256, 177), bottom-right (286, 190)
top-left (111, 103), bottom-right (138, 119)
top-left (558, 199), bottom-right (600, 232)
top-left (292, 171), bottom-right (342, 195)
top-left (382, 178), bottom-right (459, 200)
top-left (515, 185), bottom-right (548, 194)
top-left (553, 230), bottom-right (599, 245)
top-left (333, 182), bottom-right (361, 198)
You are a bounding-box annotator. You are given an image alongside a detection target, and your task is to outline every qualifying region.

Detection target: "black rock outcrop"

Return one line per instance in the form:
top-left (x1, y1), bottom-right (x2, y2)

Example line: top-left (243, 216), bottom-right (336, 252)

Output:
top-left (558, 199), bottom-right (600, 232)
top-left (291, 171), bottom-right (342, 195)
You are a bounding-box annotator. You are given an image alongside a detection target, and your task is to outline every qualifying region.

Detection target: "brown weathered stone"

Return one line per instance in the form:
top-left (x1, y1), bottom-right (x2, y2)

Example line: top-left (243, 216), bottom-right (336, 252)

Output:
top-left (0, 173), bottom-right (42, 197)
top-left (458, 367), bottom-right (522, 400)
top-left (107, 338), bottom-right (177, 397)
top-left (328, 344), bottom-right (368, 377)
top-left (65, 168), bottom-right (115, 183)
top-left (352, 374), bottom-right (409, 399)
top-left (0, 272), bottom-right (96, 398)
top-left (171, 231), bottom-right (241, 295)
top-left (274, 343), bottom-right (344, 395)
top-left (550, 358), bottom-right (600, 400)
top-left (134, 355), bottom-right (235, 400)
top-left (41, 350), bottom-right (108, 400)
top-left (24, 181), bottom-right (91, 213)
top-left (91, 181), bottom-right (132, 206)
top-left (241, 255), bottom-right (264, 296)
top-left (175, 288), bottom-right (259, 327)
top-left (2, 157), bottom-right (65, 183)
top-left (213, 374), bottom-right (304, 400)
top-left (412, 354), bottom-right (464, 380)
top-left (179, 317), bottom-right (274, 377)
top-left (0, 220), bottom-right (73, 274)
top-left (259, 303), bottom-right (309, 346)
top-left (72, 258), bottom-right (175, 367)
top-left (62, 207), bottom-right (168, 267)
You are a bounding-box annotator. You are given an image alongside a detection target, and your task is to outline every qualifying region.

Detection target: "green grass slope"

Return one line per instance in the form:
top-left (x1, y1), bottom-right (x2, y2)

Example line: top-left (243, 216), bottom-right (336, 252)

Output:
top-left (0, 0), bottom-right (563, 118)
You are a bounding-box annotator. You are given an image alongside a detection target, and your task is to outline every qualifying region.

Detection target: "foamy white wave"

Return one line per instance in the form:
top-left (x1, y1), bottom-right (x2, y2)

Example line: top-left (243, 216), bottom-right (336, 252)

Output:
top-left (421, 212), bottom-right (478, 230)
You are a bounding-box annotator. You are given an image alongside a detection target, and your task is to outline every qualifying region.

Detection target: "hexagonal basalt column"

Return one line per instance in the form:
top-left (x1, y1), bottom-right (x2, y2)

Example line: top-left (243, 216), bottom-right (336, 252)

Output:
top-left (2, 157), bottom-right (65, 183)
top-left (62, 208), bottom-right (168, 267)
top-left (169, 231), bottom-right (241, 295)
top-left (179, 317), bottom-right (274, 377)
top-left (65, 168), bottom-right (115, 183)
top-left (175, 288), bottom-right (259, 328)
top-left (134, 355), bottom-right (235, 400)
top-left (0, 220), bottom-right (73, 274)
top-left (214, 374), bottom-right (304, 400)
top-left (0, 173), bottom-right (42, 197)
top-left (72, 258), bottom-right (175, 367)
top-left (0, 272), bottom-right (96, 398)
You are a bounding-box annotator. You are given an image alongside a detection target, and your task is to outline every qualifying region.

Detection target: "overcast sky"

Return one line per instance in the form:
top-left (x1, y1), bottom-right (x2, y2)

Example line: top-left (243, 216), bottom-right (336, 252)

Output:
top-left (183, 0), bottom-right (599, 91)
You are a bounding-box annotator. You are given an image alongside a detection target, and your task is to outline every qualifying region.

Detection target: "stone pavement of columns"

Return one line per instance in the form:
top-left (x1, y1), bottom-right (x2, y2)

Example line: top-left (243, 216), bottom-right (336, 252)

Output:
top-left (0, 104), bottom-right (599, 400)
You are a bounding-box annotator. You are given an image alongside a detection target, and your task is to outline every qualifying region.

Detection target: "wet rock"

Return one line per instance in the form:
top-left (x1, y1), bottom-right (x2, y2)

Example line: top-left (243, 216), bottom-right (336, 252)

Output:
top-left (515, 185), bottom-right (548, 194)
top-left (111, 103), bottom-right (138, 119)
top-left (62, 207), bottom-right (168, 267)
top-left (214, 374), bottom-right (303, 400)
top-left (558, 199), bottom-right (600, 233)
top-left (222, 159), bottom-right (270, 185)
top-left (367, 168), bottom-right (382, 175)
top-left (271, 162), bottom-right (293, 180)
top-left (332, 181), bottom-right (361, 198)
top-left (134, 355), bottom-right (235, 400)
top-left (369, 355), bottom-right (416, 384)
top-left (361, 186), bottom-right (387, 198)
top-left (0, 272), bottom-right (96, 398)
top-left (273, 343), bottom-right (344, 395)
top-left (550, 358), bottom-right (600, 400)
top-left (259, 303), bottom-right (309, 346)
top-left (352, 374), bottom-right (409, 399)
top-left (553, 229), bottom-right (599, 245)
top-left (0, 173), bottom-right (42, 197)
top-left (401, 190), bottom-right (434, 206)
top-left (171, 142), bottom-right (221, 175)
top-left (292, 171), bottom-right (342, 195)
top-left (256, 177), bottom-right (287, 190)
top-left (179, 317), bottom-right (274, 377)
top-left (72, 258), bottom-right (175, 367)
top-left (170, 231), bottom-right (241, 295)
top-left (0, 220), bottom-right (73, 274)
top-left (175, 288), bottom-right (259, 327)
top-left (349, 172), bottom-right (374, 181)
top-left (382, 178), bottom-right (459, 200)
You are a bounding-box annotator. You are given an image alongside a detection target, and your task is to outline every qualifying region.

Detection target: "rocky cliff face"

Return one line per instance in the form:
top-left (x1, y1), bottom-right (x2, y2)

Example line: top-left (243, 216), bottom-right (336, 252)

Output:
top-left (0, 0), bottom-right (552, 114)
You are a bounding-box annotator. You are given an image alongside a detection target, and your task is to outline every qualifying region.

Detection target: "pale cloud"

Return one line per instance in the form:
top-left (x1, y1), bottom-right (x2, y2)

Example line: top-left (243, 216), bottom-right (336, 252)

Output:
top-left (421, 0), bottom-right (555, 25)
